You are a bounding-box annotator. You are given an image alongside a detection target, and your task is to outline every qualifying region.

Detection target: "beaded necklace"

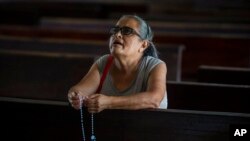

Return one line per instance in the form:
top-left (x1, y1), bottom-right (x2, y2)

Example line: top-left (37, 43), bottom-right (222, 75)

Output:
top-left (79, 55), bottom-right (113, 141)
top-left (80, 98), bottom-right (96, 141)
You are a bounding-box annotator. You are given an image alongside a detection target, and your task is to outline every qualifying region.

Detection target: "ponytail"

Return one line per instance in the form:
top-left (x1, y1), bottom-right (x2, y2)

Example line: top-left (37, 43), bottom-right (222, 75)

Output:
top-left (144, 42), bottom-right (159, 58)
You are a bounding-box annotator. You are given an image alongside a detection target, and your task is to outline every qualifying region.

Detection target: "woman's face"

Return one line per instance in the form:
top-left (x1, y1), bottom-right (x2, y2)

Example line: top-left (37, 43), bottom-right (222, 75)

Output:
top-left (109, 17), bottom-right (145, 58)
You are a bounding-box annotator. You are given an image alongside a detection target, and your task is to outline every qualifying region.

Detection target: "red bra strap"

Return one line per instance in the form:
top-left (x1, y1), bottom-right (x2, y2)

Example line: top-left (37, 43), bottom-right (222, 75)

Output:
top-left (95, 55), bottom-right (113, 93)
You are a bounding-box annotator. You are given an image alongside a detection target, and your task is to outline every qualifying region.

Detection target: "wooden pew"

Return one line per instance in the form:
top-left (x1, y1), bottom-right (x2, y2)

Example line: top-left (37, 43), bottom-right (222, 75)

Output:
top-left (39, 18), bottom-right (250, 81)
top-left (0, 37), bottom-right (184, 81)
top-left (1, 22), bottom-right (249, 81)
top-left (167, 81), bottom-right (250, 113)
top-left (0, 25), bottom-right (110, 41)
top-left (1, 0), bottom-right (249, 25)
top-left (197, 65), bottom-right (250, 85)
top-left (0, 1), bottom-right (147, 25)
top-left (40, 17), bottom-right (250, 36)
top-left (1, 97), bottom-right (250, 141)
top-left (0, 48), bottom-right (95, 101)
top-left (0, 36), bottom-right (110, 55)
top-left (158, 44), bottom-right (185, 81)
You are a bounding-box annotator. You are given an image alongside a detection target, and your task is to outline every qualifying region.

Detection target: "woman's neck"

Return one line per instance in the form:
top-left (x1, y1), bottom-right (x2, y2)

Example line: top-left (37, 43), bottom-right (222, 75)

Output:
top-left (113, 55), bottom-right (143, 74)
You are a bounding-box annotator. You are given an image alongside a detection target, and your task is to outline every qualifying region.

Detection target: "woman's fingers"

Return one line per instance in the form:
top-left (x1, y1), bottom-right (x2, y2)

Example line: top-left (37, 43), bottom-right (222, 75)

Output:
top-left (68, 93), bottom-right (106, 113)
top-left (68, 92), bottom-right (83, 109)
top-left (85, 94), bottom-right (105, 113)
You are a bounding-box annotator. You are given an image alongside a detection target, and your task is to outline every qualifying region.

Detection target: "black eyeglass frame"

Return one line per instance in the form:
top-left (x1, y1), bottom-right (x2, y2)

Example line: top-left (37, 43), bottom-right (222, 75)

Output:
top-left (109, 26), bottom-right (142, 39)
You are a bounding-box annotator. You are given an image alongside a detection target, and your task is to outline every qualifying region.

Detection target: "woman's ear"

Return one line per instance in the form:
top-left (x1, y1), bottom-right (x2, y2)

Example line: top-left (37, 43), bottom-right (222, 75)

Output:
top-left (139, 40), bottom-right (149, 53)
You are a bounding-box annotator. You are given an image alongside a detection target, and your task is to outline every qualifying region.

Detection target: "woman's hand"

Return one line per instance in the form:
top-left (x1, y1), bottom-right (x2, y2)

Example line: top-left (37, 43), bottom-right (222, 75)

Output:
top-left (68, 91), bottom-right (87, 110)
top-left (85, 94), bottom-right (110, 113)
top-left (68, 91), bottom-right (80, 110)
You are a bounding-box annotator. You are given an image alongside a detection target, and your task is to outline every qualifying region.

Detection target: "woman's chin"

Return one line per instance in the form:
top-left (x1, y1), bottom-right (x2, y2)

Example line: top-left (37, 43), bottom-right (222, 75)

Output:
top-left (110, 49), bottom-right (123, 57)
top-left (110, 46), bottom-right (123, 54)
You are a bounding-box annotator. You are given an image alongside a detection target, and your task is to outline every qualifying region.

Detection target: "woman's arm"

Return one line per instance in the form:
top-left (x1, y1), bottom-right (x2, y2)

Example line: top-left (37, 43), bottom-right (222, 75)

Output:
top-left (86, 62), bottom-right (167, 113)
top-left (68, 63), bottom-right (100, 109)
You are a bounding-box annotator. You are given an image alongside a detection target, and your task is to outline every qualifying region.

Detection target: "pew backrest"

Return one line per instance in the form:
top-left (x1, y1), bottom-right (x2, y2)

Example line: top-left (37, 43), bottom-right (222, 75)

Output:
top-left (1, 97), bottom-right (250, 141)
top-left (167, 81), bottom-right (250, 113)
top-left (198, 65), bottom-right (250, 85)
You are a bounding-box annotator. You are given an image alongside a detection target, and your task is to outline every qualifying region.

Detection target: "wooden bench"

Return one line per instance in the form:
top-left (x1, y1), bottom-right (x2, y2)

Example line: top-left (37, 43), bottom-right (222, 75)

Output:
top-left (0, 37), bottom-right (184, 81)
top-left (1, 97), bottom-right (250, 141)
top-left (39, 18), bottom-right (250, 81)
top-left (0, 48), bottom-right (95, 101)
top-left (1, 0), bottom-right (249, 24)
top-left (0, 36), bottom-right (110, 55)
top-left (157, 44), bottom-right (185, 81)
top-left (1, 23), bottom-right (249, 81)
top-left (197, 65), bottom-right (250, 85)
top-left (0, 1), bottom-right (148, 25)
top-left (167, 81), bottom-right (250, 113)
top-left (40, 17), bottom-right (250, 37)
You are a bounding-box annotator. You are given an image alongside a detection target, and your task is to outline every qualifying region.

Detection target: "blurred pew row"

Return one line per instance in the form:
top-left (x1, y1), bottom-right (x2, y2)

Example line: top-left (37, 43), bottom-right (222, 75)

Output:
top-left (1, 0), bottom-right (250, 24)
top-left (1, 17), bottom-right (250, 80)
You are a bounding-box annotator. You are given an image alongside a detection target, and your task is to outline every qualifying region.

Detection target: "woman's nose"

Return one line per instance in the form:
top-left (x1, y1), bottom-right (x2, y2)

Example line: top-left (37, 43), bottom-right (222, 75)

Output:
top-left (114, 30), bottom-right (122, 38)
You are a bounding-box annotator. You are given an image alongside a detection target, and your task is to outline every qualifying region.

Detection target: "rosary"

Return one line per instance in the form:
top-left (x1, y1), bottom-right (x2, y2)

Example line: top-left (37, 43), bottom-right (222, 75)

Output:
top-left (78, 55), bottom-right (112, 141)
top-left (80, 97), bottom-right (96, 141)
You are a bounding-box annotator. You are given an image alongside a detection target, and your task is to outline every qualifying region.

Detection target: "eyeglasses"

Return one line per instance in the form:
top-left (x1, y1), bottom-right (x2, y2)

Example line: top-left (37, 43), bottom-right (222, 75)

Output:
top-left (109, 26), bottom-right (142, 38)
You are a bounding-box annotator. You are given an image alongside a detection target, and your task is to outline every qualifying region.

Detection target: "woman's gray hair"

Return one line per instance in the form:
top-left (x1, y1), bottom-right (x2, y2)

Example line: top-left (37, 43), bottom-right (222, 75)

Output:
top-left (120, 15), bottom-right (159, 58)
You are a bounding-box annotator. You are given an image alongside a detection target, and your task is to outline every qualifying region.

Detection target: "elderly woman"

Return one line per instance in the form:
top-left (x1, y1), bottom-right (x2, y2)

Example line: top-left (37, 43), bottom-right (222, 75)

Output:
top-left (68, 15), bottom-right (168, 113)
